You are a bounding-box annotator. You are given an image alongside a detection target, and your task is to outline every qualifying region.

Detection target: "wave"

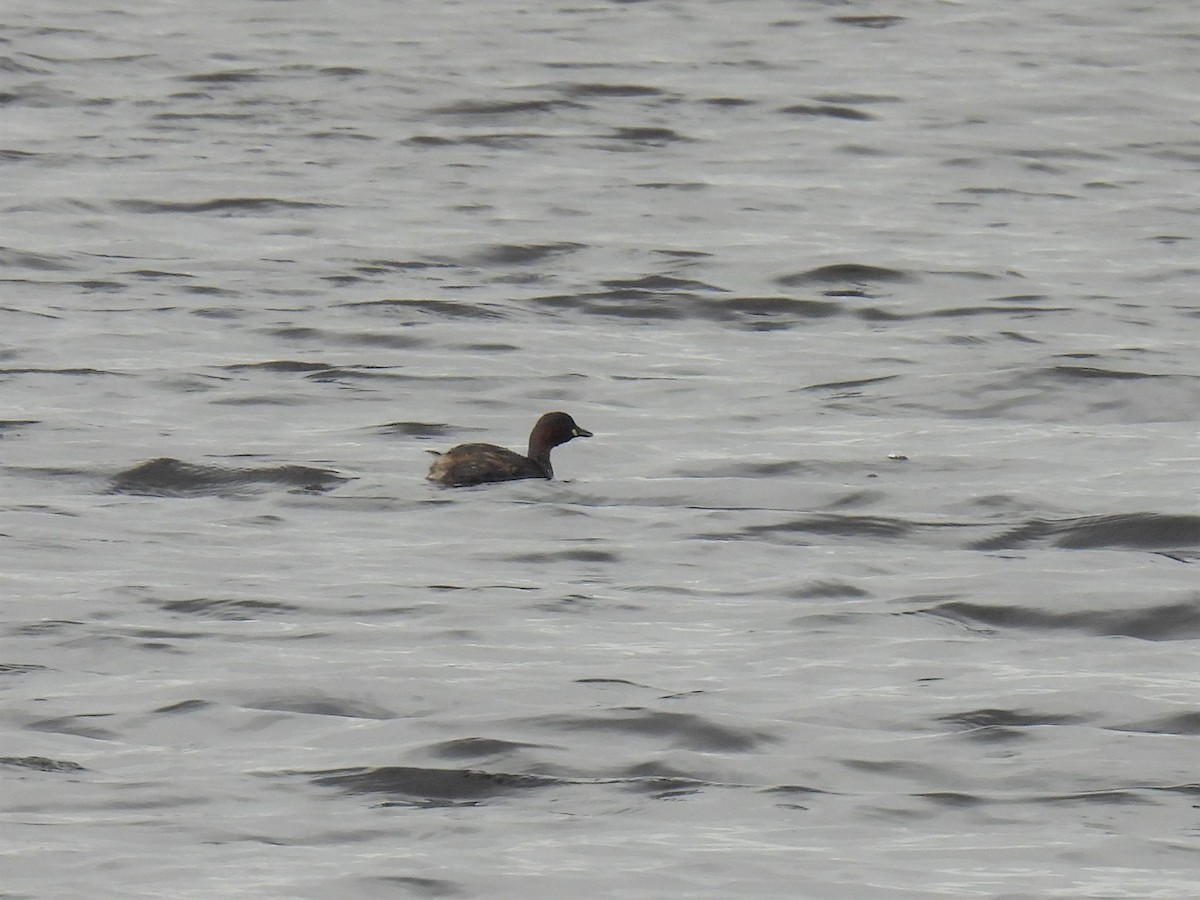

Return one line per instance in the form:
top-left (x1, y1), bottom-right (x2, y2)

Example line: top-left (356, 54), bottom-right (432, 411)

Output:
top-left (524, 707), bottom-right (778, 753)
top-left (0, 756), bottom-right (87, 773)
top-left (114, 197), bottom-right (336, 214)
top-left (921, 599), bottom-right (1200, 640)
top-left (973, 513), bottom-right (1200, 551)
top-left (308, 765), bottom-right (561, 807)
top-left (109, 457), bottom-right (349, 497)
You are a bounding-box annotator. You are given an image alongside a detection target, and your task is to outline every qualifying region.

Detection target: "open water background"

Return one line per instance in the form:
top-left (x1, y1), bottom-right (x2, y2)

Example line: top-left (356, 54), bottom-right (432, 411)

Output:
top-left (3, 1), bottom-right (1200, 897)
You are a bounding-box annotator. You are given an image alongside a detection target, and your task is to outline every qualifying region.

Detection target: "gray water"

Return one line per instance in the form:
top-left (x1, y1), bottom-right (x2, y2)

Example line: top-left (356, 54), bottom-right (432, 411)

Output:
top-left (3, 1), bottom-right (1200, 897)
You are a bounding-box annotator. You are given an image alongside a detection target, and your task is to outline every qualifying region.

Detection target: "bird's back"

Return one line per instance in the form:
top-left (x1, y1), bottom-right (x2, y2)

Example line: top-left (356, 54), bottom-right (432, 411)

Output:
top-left (426, 442), bottom-right (549, 487)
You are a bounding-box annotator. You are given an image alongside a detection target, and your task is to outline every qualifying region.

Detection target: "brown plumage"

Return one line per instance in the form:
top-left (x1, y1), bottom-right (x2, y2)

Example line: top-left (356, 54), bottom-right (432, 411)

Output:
top-left (426, 411), bottom-right (593, 487)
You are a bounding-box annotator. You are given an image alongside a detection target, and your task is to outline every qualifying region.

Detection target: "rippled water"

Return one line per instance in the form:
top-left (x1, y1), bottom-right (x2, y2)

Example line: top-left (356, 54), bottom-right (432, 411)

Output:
top-left (4, 1), bottom-right (1200, 897)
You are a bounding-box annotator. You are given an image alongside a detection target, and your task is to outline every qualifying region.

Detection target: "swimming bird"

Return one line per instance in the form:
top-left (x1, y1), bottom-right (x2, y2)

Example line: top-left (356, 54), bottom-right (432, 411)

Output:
top-left (426, 411), bottom-right (592, 487)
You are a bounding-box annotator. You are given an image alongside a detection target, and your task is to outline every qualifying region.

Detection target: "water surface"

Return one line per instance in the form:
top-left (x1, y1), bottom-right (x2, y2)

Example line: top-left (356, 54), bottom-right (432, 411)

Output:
top-left (3, 1), bottom-right (1199, 897)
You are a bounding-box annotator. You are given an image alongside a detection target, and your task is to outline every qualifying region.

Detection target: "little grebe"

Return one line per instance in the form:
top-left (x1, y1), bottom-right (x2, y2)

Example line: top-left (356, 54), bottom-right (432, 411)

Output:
top-left (426, 411), bottom-right (592, 487)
